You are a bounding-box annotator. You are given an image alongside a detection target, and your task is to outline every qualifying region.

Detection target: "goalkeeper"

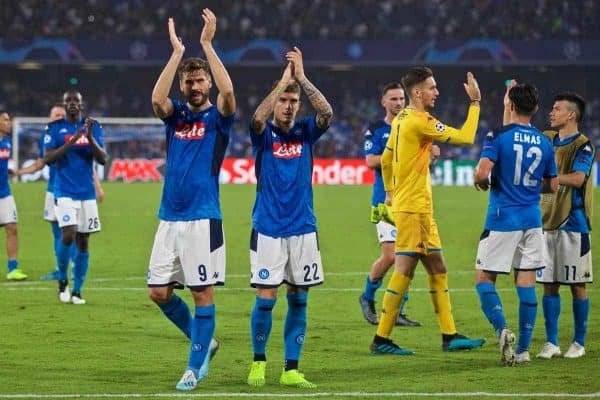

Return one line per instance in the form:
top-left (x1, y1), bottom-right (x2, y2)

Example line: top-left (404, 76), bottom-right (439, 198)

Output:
top-left (360, 83), bottom-right (440, 327)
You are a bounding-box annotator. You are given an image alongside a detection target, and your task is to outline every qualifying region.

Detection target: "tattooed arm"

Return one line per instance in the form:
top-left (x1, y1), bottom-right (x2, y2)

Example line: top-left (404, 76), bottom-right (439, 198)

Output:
top-left (287, 47), bottom-right (333, 130)
top-left (250, 63), bottom-right (294, 135)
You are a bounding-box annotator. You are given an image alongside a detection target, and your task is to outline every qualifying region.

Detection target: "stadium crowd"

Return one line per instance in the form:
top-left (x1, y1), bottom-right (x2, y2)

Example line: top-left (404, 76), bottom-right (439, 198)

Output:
top-left (2, 65), bottom-right (599, 161)
top-left (2, 0), bottom-right (598, 40)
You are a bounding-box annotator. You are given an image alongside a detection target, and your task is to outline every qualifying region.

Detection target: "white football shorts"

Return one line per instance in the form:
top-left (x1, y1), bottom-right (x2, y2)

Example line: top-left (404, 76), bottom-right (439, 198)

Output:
top-left (476, 228), bottom-right (544, 274)
top-left (147, 219), bottom-right (226, 289)
top-left (537, 230), bottom-right (593, 284)
top-left (0, 195), bottom-right (18, 225)
top-left (55, 197), bottom-right (101, 233)
top-left (44, 191), bottom-right (57, 222)
top-left (250, 230), bottom-right (324, 288)
top-left (376, 220), bottom-right (396, 243)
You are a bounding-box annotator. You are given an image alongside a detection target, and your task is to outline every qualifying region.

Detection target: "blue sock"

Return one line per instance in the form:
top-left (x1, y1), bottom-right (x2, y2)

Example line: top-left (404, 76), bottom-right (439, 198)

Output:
top-left (56, 241), bottom-right (72, 280)
top-left (542, 294), bottom-right (560, 345)
top-left (573, 298), bottom-right (589, 346)
top-left (69, 243), bottom-right (77, 267)
top-left (7, 259), bottom-right (18, 272)
top-left (187, 304), bottom-right (215, 378)
top-left (476, 282), bottom-right (507, 336)
top-left (158, 294), bottom-right (192, 339)
top-left (251, 296), bottom-right (276, 358)
top-left (362, 276), bottom-right (382, 302)
top-left (399, 292), bottom-right (409, 315)
top-left (284, 293), bottom-right (308, 366)
top-left (51, 222), bottom-right (61, 260)
top-left (516, 286), bottom-right (537, 354)
top-left (72, 251), bottom-right (90, 293)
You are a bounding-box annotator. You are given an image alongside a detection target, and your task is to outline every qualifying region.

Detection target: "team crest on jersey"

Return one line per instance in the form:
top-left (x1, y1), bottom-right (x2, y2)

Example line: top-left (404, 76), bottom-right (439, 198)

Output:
top-left (435, 122), bottom-right (446, 132)
top-left (0, 148), bottom-right (9, 159)
top-left (64, 134), bottom-right (90, 146)
top-left (175, 122), bottom-right (206, 140)
top-left (273, 141), bottom-right (302, 159)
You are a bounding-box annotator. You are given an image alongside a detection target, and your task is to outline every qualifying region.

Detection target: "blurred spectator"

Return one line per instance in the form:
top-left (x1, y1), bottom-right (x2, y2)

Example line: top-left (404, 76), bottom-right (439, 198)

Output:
top-left (3, 65), bottom-right (599, 160)
top-left (1, 0), bottom-right (598, 41)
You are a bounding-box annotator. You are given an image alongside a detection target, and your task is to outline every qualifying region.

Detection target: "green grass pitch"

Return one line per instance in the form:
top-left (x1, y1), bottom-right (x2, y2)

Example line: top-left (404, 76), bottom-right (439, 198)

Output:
top-left (1, 183), bottom-right (599, 399)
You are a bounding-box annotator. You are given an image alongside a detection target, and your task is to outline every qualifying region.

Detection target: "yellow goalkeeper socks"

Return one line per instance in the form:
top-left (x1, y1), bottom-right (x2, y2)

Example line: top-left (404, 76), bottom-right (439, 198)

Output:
top-left (428, 273), bottom-right (456, 335)
top-left (376, 271), bottom-right (411, 338)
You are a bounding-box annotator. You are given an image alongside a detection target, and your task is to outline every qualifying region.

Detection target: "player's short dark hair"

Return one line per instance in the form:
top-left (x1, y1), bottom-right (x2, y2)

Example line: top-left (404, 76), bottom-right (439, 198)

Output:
top-left (178, 58), bottom-right (211, 79)
top-left (508, 83), bottom-right (539, 116)
top-left (554, 92), bottom-right (586, 123)
top-left (271, 80), bottom-right (302, 95)
top-left (381, 82), bottom-right (404, 97)
top-left (401, 67), bottom-right (434, 95)
top-left (0, 110), bottom-right (7, 116)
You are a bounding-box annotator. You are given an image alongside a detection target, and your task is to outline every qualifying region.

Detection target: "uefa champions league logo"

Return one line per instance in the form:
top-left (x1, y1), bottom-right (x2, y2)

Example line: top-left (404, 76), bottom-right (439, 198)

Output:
top-left (63, 215), bottom-right (70, 222)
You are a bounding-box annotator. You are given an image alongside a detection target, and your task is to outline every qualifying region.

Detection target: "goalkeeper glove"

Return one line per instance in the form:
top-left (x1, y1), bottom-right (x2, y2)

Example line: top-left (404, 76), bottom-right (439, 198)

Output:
top-left (377, 203), bottom-right (395, 225)
top-left (370, 206), bottom-right (381, 223)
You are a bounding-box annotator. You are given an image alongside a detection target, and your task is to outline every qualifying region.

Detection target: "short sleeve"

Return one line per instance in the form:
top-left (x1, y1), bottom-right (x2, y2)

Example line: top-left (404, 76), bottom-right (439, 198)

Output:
top-left (43, 126), bottom-right (57, 150)
top-left (572, 142), bottom-right (595, 176)
top-left (480, 130), bottom-right (499, 162)
top-left (304, 115), bottom-right (327, 145)
top-left (217, 110), bottom-right (235, 136)
top-left (93, 121), bottom-right (105, 148)
top-left (162, 99), bottom-right (184, 127)
top-left (364, 124), bottom-right (383, 156)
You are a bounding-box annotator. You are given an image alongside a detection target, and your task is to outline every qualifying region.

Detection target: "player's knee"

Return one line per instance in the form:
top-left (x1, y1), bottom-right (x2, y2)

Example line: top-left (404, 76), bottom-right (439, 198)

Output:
top-left (5, 223), bottom-right (17, 237)
top-left (148, 288), bottom-right (171, 304)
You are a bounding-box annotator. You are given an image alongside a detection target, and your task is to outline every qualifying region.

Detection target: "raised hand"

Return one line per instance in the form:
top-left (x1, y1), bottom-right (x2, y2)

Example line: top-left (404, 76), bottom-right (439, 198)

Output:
top-left (168, 17), bottom-right (185, 54)
top-left (503, 79), bottom-right (517, 108)
top-left (281, 63), bottom-right (294, 85)
top-left (85, 117), bottom-right (94, 139)
top-left (200, 8), bottom-right (217, 45)
top-left (463, 71), bottom-right (481, 102)
top-left (286, 47), bottom-right (305, 81)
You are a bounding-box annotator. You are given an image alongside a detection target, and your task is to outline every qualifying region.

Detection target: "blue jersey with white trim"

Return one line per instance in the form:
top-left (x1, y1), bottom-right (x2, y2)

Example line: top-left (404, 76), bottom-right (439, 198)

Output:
top-left (250, 116), bottom-right (327, 237)
top-left (0, 136), bottom-right (12, 198)
top-left (480, 123), bottom-right (557, 231)
top-left (363, 120), bottom-right (390, 206)
top-left (158, 100), bottom-right (234, 221)
top-left (44, 118), bottom-right (105, 201)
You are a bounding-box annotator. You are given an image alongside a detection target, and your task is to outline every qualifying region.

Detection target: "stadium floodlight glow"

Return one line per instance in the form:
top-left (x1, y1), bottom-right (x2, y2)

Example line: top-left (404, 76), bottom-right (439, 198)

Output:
top-left (18, 62), bottom-right (43, 70)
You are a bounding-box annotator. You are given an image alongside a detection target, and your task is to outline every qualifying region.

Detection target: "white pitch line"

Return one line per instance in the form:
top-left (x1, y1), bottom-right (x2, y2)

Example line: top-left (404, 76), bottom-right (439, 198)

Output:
top-left (4, 286), bottom-right (595, 293)
top-left (1, 392), bottom-right (599, 398)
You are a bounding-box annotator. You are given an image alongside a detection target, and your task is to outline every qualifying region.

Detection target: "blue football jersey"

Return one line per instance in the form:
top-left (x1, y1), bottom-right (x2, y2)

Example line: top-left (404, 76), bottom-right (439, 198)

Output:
top-left (555, 133), bottom-right (595, 233)
top-left (0, 136), bottom-right (12, 198)
top-left (250, 116), bottom-right (327, 237)
top-left (38, 131), bottom-right (55, 193)
top-left (158, 100), bottom-right (234, 221)
top-left (44, 118), bottom-right (104, 201)
top-left (480, 123), bottom-right (557, 231)
top-left (363, 120), bottom-right (390, 206)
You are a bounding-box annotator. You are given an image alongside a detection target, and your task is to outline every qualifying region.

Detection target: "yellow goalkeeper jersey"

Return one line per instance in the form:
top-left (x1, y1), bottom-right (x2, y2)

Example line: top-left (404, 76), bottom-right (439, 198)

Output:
top-left (381, 105), bottom-right (480, 213)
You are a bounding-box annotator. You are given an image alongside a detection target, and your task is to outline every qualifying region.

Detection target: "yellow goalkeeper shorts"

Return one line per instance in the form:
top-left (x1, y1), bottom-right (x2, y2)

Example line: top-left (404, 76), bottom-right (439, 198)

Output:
top-left (393, 211), bottom-right (442, 255)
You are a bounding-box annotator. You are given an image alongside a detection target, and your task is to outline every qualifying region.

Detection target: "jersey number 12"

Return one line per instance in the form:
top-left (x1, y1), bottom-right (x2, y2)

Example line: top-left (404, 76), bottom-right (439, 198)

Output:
top-left (513, 144), bottom-right (542, 187)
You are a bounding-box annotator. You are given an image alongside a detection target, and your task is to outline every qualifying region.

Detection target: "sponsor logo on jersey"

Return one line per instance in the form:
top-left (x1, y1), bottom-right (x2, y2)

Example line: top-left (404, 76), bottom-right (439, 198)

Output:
top-left (0, 148), bottom-right (10, 159)
top-left (273, 141), bottom-right (302, 159)
top-left (64, 134), bottom-right (90, 146)
top-left (174, 122), bottom-right (206, 140)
